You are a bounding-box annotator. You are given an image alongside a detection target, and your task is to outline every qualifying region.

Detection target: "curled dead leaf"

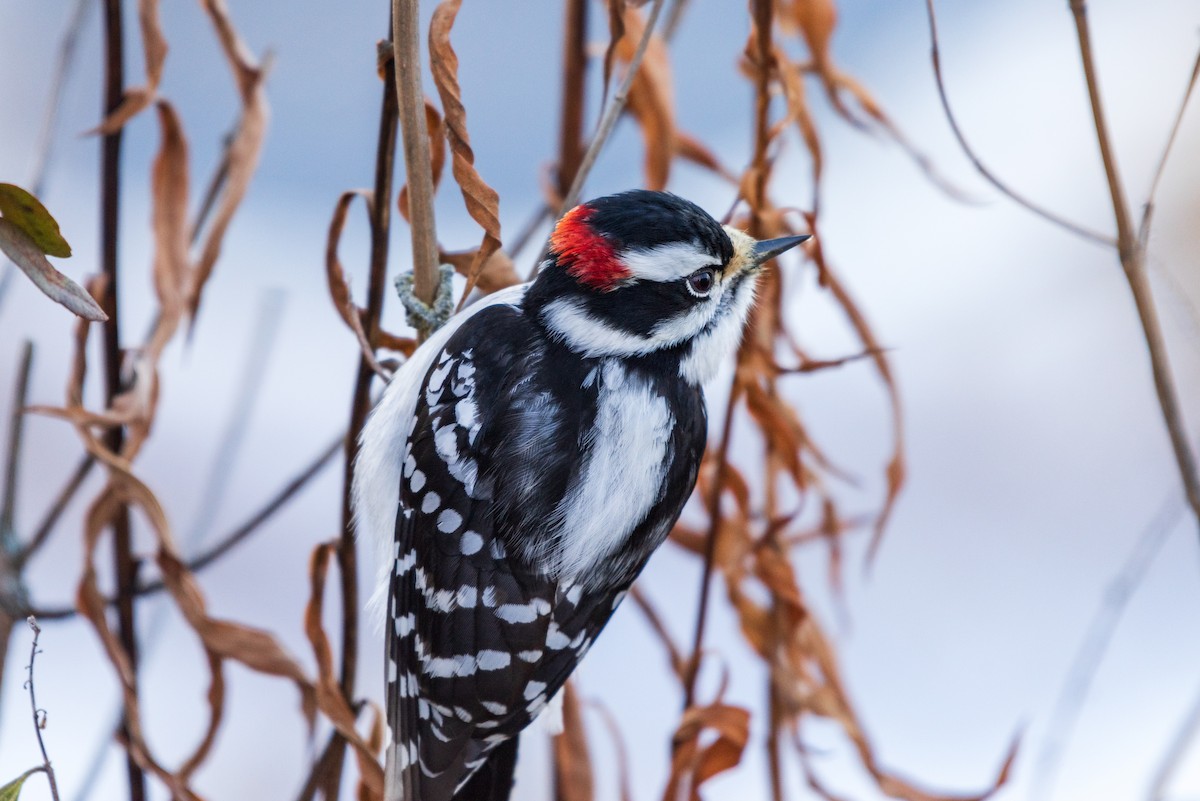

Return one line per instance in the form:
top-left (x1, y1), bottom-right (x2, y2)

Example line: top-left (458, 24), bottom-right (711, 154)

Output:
top-left (552, 681), bottom-right (594, 801)
top-left (617, 4), bottom-right (674, 190)
top-left (428, 0), bottom-right (503, 300)
top-left (305, 542), bottom-right (385, 798)
top-left (664, 701), bottom-right (751, 801)
top-left (439, 247), bottom-right (520, 295)
top-left (93, 0), bottom-right (168, 134)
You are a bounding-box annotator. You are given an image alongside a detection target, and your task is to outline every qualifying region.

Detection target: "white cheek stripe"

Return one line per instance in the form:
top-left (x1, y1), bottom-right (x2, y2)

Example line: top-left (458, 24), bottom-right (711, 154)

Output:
top-left (541, 296), bottom-right (719, 359)
top-left (620, 241), bottom-right (715, 282)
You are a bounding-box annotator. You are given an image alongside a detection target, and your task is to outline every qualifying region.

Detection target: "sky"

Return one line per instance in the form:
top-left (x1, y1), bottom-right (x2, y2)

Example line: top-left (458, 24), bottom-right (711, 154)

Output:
top-left (1, 0), bottom-right (1199, 800)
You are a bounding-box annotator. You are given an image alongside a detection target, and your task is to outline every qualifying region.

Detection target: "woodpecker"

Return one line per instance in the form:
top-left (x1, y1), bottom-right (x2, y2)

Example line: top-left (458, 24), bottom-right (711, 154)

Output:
top-left (353, 190), bottom-right (806, 800)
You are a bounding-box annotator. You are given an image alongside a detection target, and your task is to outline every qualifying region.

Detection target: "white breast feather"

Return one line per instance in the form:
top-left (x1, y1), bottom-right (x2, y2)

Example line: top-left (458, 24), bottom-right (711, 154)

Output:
top-left (353, 283), bottom-right (529, 626)
top-left (548, 360), bottom-right (673, 581)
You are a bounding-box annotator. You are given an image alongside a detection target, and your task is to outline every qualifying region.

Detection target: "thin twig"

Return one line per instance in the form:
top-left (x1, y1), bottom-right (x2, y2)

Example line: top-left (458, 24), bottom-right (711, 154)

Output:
top-left (322, 31), bottom-right (401, 795)
top-left (662, 0), bottom-right (692, 42)
top-left (1139, 45), bottom-right (1200, 247)
top-left (0, 0), bottom-right (91, 313)
top-left (294, 731), bottom-right (346, 801)
top-left (27, 431), bottom-right (346, 621)
top-left (30, 0), bottom-right (91, 198)
top-left (24, 617), bottom-right (61, 801)
top-left (682, 382), bottom-right (742, 709)
top-left (184, 290), bottom-right (286, 547)
top-left (923, 0), bottom-right (1115, 248)
top-left (1148, 681), bottom-right (1200, 801)
top-left (529, 0), bottom-right (668, 279)
top-left (16, 455), bottom-right (94, 568)
top-left (1068, 0), bottom-right (1200, 537)
top-left (558, 0), bottom-right (667, 216)
top-left (506, 203), bottom-right (551, 263)
top-left (2, 342), bottom-right (34, 539)
top-left (393, 0), bottom-right (440, 307)
top-left (1028, 489), bottom-right (1186, 801)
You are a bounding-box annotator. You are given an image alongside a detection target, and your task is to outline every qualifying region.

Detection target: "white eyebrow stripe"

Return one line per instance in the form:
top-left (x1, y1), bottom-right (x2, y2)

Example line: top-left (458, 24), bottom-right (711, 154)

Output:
top-left (620, 242), bottom-right (715, 282)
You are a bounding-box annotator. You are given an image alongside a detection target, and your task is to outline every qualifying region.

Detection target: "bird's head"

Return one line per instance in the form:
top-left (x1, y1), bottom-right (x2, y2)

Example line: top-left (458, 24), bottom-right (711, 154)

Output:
top-left (525, 190), bottom-right (808, 383)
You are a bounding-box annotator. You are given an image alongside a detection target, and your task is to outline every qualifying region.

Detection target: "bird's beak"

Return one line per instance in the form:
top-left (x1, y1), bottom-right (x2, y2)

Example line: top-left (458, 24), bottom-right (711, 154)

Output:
top-left (750, 235), bottom-right (810, 266)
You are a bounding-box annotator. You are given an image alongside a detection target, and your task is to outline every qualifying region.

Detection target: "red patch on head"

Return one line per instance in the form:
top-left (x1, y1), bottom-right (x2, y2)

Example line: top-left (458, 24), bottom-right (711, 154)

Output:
top-left (549, 204), bottom-right (629, 291)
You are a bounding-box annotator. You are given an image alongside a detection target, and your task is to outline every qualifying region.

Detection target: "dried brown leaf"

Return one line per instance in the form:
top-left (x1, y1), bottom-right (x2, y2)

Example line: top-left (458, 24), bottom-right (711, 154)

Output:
top-left (0, 219), bottom-right (106, 321)
top-left (674, 131), bottom-right (736, 183)
top-left (617, 5), bottom-right (674, 190)
top-left (325, 190), bottom-right (391, 380)
top-left (150, 101), bottom-right (191, 324)
top-left (428, 0), bottom-right (503, 300)
top-left (806, 219), bottom-right (905, 561)
top-left (439, 247), bottom-right (520, 295)
top-left (305, 542), bottom-right (385, 798)
top-left (629, 586), bottom-right (686, 682)
top-left (553, 681), bottom-right (594, 801)
top-left (779, 0), bottom-right (837, 73)
top-left (190, 0), bottom-right (269, 322)
top-left (603, 0), bottom-right (628, 104)
top-left (94, 0), bottom-right (168, 134)
top-left (664, 701), bottom-right (751, 801)
top-left (772, 46), bottom-right (823, 196)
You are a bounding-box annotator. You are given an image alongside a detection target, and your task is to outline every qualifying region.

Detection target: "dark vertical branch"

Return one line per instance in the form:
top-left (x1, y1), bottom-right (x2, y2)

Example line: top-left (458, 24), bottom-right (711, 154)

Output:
top-left (681, 383), bottom-right (741, 709)
top-left (99, 1), bottom-right (144, 799)
top-left (681, 0), bottom-right (774, 712)
top-left (323, 27), bottom-right (401, 799)
top-left (556, 0), bottom-right (588, 198)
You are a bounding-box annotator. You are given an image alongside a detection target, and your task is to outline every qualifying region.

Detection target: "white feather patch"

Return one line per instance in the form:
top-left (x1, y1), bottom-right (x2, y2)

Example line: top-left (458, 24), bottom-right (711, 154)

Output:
top-left (544, 361), bottom-right (673, 581)
top-left (619, 240), bottom-right (715, 282)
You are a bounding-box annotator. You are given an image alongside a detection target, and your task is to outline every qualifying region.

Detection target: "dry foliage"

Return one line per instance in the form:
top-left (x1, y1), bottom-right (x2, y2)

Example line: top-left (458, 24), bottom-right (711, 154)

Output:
top-left (0, 0), bottom-right (1049, 799)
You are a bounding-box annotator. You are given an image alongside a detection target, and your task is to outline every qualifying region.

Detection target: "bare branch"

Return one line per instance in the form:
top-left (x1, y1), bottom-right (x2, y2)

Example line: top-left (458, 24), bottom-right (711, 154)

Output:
top-left (1068, 0), bottom-right (1200, 536)
top-left (29, 0), bottom-right (91, 198)
top-left (1029, 490), bottom-right (1186, 801)
top-left (26, 431), bottom-right (345, 621)
top-left (1148, 682), bottom-right (1200, 801)
top-left (393, 0), bottom-right (440, 306)
top-left (25, 617), bottom-right (61, 801)
top-left (923, 0), bottom-right (1115, 248)
top-left (558, 0), bottom-right (667, 216)
top-left (682, 382), bottom-right (741, 708)
top-left (1139, 45), bottom-right (1200, 247)
top-left (16, 455), bottom-right (94, 567)
top-left (2, 341), bottom-right (33, 539)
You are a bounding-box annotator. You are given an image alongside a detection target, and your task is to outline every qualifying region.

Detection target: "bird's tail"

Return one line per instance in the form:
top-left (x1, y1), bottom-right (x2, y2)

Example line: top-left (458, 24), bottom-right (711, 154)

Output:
top-left (452, 737), bottom-right (519, 801)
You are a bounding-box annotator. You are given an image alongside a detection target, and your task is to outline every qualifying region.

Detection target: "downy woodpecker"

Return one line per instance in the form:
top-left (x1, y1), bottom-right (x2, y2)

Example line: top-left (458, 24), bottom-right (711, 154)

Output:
top-left (353, 190), bottom-right (807, 800)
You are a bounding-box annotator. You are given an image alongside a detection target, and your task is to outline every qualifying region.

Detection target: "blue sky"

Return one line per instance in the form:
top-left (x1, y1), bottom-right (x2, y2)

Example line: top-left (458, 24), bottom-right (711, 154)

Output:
top-left (1, 1), bottom-right (1199, 800)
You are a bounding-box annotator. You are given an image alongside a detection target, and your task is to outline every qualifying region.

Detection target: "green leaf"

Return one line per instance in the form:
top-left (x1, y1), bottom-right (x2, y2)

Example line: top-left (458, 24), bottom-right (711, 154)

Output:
top-left (0, 767), bottom-right (41, 801)
top-left (0, 183), bottom-right (71, 258)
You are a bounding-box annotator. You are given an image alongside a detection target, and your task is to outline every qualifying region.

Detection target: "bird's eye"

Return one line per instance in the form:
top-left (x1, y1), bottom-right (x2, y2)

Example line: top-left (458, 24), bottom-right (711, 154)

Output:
top-left (685, 268), bottom-right (716, 297)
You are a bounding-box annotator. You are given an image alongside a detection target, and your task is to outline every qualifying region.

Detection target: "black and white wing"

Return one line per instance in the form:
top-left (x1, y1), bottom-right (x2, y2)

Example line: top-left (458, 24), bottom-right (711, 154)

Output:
top-left (355, 285), bottom-right (707, 800)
